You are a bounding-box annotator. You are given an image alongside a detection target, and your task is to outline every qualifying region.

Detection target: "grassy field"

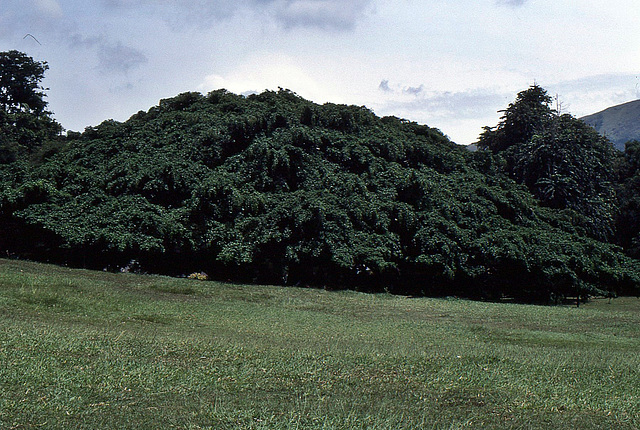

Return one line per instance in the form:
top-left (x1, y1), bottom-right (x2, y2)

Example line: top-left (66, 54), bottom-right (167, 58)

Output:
top-left (0, 259), bottom-right (639, 429)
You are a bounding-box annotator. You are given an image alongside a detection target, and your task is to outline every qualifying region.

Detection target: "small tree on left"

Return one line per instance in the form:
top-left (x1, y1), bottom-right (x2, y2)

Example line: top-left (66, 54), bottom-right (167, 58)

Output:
top-left (0, 50), bottom-right (62, 163)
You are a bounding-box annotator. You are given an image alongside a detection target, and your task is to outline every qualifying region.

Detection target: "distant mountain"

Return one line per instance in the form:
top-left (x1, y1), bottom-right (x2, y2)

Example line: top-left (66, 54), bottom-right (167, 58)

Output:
top-left (581, 99), bottom-right (640, 151)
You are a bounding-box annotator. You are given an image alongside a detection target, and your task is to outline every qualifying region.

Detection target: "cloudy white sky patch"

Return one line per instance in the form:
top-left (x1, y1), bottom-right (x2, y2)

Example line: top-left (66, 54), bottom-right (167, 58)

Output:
top-left (198, 53), bottom-right (327, 100)
top-left (1, 0), bottom-right (638, 144)
top-left (271, 0), bottom-right (374, 30)
top-left (497, 0), bottom-right (529, 7)
top-left (33, 0), bottom-right (64, 18)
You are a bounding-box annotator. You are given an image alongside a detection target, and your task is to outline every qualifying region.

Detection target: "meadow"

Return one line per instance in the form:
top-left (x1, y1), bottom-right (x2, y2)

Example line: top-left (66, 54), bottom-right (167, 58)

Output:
top-left (0, 258), bottom-right (639, 429)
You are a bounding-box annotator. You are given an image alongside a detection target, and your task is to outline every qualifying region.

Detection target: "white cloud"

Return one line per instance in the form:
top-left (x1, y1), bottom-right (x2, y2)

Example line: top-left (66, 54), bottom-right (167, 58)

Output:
top-left (32, 0), bottom-right (63, 18)
top-left (544, 74), bottom-right (640, 117)
top-left (403, 85), bottom-right (424, 96)
top-left (273, 0), bottom-right (373, 30)
top-left (199, 53), bottom-right (324, 101)
top-left (378, 79), bottom-right (391, 92)
top-left (100, 0), bottom-right (373, 31)
top-left (371, 83), bottom-right (509, 143)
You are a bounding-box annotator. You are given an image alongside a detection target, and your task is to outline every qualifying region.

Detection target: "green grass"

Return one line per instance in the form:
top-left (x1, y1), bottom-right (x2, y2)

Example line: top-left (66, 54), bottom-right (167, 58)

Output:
top-left (1, 259), bottom-right (639, 429)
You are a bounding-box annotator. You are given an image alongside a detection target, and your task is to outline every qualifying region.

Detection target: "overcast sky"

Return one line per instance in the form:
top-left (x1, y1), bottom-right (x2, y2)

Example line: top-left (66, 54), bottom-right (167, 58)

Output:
top-left (2, 0), bottom-right (639, 144)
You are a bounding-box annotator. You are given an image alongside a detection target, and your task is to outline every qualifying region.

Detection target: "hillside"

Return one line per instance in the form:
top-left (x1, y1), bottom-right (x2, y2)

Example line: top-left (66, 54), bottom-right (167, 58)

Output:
top-left (581, 99), bottom-right (640, 150)
top-left (1, 89), bottom-right (638, 301)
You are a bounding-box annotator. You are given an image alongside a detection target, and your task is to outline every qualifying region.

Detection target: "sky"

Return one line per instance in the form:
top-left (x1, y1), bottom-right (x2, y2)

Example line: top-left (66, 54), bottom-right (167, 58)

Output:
top-left (1, 0), bottom-right (639, 144)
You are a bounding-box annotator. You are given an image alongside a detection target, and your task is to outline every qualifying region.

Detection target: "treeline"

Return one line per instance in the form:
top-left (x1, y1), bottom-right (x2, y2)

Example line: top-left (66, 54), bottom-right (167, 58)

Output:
top-left (1, 51), bottom-right (638, 302)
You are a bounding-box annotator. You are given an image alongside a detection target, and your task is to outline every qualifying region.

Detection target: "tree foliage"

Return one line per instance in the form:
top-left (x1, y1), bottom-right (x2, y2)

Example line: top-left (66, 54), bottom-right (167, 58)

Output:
top-left (478, 84), bottom-right (554, 153)
top-left (616, 140), bottom-right (640, 257)
top-left (0, 57), bottom-right (637, 302)
top-left (0, 51), bottom-right (62, 162)
top-left (477, 85), bottom-right (620, 241)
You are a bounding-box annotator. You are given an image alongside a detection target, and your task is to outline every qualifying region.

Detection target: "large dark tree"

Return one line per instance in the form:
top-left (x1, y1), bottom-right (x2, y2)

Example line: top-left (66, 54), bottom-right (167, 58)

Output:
top-left (0, 55), bottom-right (637, 302)
top-left (0, 88), bottom-right (634, 302)
top-left (477, 84), bottom-right (555, 153)
top-left (0, 50), bottom-right (50, 115)
top-left (477, 85), bottom-right (619, 241)
top-left (0, 50), bottom-right (62, 162)
top-left (616, 140), bottom-right (640, 257)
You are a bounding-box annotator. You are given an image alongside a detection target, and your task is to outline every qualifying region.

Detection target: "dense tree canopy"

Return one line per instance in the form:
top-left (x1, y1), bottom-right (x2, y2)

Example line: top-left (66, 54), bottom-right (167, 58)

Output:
top-left (0, 50), bottom-right (50, 115)
top-left (616, 140), bottom-right (640, 257)
top-left (477, 85), bottom-right (620, 241)
top-left (0, 53), bottom-right (638, 303)
top-left (478, 84), bottom-right (555, 153)
top-left (0, 50), bottom-right (62, 162)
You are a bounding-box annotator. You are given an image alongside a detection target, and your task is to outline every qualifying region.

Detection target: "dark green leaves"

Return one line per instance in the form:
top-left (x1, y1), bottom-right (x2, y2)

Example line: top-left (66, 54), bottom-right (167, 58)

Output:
top-left (0, 84), bottom-right (637, 301)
